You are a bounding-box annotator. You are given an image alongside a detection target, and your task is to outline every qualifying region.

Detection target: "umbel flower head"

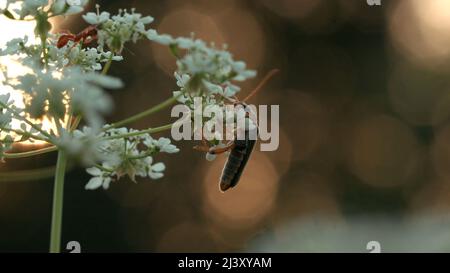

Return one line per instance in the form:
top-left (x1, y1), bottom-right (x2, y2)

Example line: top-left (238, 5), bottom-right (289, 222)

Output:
top-left (83, 127), bottom-right (179, 190)
top-left (153, 34), bottom-right (257, 105)
top-left (6, 62), bottom-right (122, 129)
top-left (148, 32), bottom-right (258, 148)
top-left (5, 0), bottom-right (89, 19)
top-left (82, 6), bottom-right (155, 53)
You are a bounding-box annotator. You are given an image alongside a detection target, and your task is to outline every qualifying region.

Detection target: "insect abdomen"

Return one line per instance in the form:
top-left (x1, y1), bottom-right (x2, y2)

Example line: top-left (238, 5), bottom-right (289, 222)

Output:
top-left (219, 138), bottom-right (256, 192)
top-left (220, 147), bottom-right (246, 191)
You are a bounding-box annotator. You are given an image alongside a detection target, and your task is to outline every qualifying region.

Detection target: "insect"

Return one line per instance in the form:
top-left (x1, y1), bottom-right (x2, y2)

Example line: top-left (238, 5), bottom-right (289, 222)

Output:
top-left (194, 69), bottom-right (279, 192)
top-left (57, 25), bottom-right (98, 48)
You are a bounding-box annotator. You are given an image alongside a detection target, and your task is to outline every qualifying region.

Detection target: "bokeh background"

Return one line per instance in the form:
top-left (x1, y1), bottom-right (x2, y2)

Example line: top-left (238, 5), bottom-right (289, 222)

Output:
top-left (3, 0), bottom-right (450, 252)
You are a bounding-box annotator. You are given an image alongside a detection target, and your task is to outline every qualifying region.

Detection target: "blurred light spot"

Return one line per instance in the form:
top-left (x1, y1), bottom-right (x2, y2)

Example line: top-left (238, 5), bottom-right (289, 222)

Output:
top-left (347, 114), bottom-right (422, 188)
top-left (389, 0), bottom-right (450, 67)
top-left (285, 91), bottom-right (328, 162)
top-left (273, 172), bottom-right (342, 228)
top-left (266, 128), bottom-right (293, 176)
top-left (167, 0), bottom-right (239, 15)
top-left (201, 151), bottom-right (279, 230)
top-left (157, 221), bottom-right (218, 252)
top-left (205, 224), bottom-right (256, 250)
top-left (263, 0), bottom-right (352, 34)
top-left (216, 7), bottom-right (266, 72)
top-left (411, 179), bottom-right (450, 214)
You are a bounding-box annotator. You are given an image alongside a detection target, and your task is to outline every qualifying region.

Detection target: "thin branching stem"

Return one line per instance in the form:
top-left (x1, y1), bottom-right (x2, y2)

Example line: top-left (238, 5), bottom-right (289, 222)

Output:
top-left (104, 96), bottom-right (178, 130)
top-left (3, 146), bottom-right (57, 159)
top-left (103, 123), bottom-right (173, 140)
top-left (0, 127), bottom-right (48, 142)
top-left (0, 101), bottom-right (53, 140)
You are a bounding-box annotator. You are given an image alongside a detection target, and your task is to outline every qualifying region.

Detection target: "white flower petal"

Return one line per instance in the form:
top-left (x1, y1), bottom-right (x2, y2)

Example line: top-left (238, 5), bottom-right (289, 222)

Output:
top-left (102, 177), bottom-right (111, 190)
top-left (149, 172), bottom-right (164, 179)
top-left (152, 162), bottom-right (166, 172)
top-left (86, 167), bottom-right (102, 176)
top-left (85, 177), bottom-right (103, 190)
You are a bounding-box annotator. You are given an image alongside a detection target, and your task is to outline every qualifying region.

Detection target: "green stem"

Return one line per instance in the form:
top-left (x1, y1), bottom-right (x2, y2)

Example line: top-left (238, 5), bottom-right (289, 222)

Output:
top-left (104, 96), bottom-right (178, 130)
top-left (0, 127), bottom-right (48, 142)
top-left (20, 116), bottom-right (52, 140)
top-left (95, 164), bottom-right (113, 173)
top-left (3, 145), bottom-right (57, 159)
top-left (53, 117), bottom-right (63, 137)
top-left (103, 123), bottom-right (173, 140)
top-left (42, 35), bottom-right (48, 68)
top-left (2, 9), bottom-right (16, 20)
top-left (49, 150), bottom-right (67, 253)
top-left (128, 150), bottom-right (156, 160)
top-left (102, 57), bottom-right (113, 75)
top-left (70, 116), bottom-right (82, 131)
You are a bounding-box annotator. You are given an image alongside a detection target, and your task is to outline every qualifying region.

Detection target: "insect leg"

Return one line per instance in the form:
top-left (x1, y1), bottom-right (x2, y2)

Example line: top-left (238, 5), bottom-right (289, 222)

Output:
top-left (209, 142), bottom-right (235, 155)
top-left (82, 36), bottom-right (98, 47)
top-left (193, 144), bottom-right (210, 152)
top-left (193, 134), bottom-right (212, 152)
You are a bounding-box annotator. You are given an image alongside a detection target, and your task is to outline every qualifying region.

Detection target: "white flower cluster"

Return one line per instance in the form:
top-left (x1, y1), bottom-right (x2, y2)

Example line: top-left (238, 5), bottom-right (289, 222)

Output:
top-left (0, 94), bottom-right (13, 129)
top-left (7, 63), bottom-right (122, 128)
top-left (0, 36), bottom-right (27, 56)
top-left (4, 0), bottom-right (88, 19)
top-left (147, 33), bottom-right (256, 103)
top-left (0, 35), bottom-right (122, 72)
top-left (49, 41), bottom-right (123, 72)
top-left (83, 7), bottom-right (155, 53)
top-left (83, 126), bottom-right (179, 190)
top-left (165, 39), bottom-right (258, 152)
top-left (56, 125), bottom-right (104, 165)
top-left (51, 0), bottom-right (89, 16)
top-left (0, 36), bottom-right (44, 68)
top-left (148, 33), bottom-right (257, 152)
top-left (0, 94), bottom-right (15, 158)
top-left (14, 0), bottom-right (52, 19)
top-left (0, 91), bottom-right (50, 151)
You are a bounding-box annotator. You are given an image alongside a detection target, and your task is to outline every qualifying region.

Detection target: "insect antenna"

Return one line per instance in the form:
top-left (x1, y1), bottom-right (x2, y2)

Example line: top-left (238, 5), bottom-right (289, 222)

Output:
top-left (241, 69), bottom-right (279, 103)
top-left (123, 46), bottom-right (136, 56)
